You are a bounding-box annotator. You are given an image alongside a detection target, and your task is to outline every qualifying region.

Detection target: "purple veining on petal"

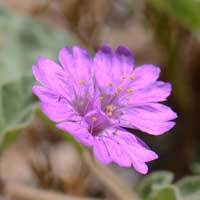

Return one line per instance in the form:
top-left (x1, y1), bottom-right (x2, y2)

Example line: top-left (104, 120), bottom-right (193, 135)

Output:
top-left (32, 45), bottom-right (177, 174)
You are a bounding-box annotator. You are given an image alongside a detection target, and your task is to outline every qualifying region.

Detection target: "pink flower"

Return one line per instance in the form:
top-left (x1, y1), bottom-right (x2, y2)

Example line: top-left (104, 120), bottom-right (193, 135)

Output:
top-left (32, 45), bottom-right (177, 174)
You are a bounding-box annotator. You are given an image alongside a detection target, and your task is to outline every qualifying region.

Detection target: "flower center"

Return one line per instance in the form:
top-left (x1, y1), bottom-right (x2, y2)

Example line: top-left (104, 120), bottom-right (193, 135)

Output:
top-left (85, 111), bottom-right (111, 136)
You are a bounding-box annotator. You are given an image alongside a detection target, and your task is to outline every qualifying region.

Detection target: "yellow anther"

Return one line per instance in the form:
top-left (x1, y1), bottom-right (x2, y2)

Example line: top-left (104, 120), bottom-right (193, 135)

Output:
top-left (99, 96), bottom-right (104, 101)
top-left (117, 85), bottom-right (123, 91)
top-left (108, 82), bottom-right (113, 86)
top-left (122, 75), bottom-right (127, 80)
top-left (126, 88), bottom-right (134, 93)
top-left (92, 117), bottom-right (97, 121)
top-left (106, 105), bottom-right (113, 112)
top-left (130, 75), bottom-right (135, 80)
top-left (79, 80), bottom-right (85, 85)
top-left (107, 112), bottom-right (113, 117)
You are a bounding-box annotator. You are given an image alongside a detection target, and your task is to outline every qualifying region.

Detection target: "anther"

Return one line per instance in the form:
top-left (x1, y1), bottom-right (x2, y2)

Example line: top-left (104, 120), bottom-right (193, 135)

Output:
top-left (106, 105), bottom-right (113, 111)
top-left (108, 82), bottom-right (113, 86)
top-left (99, 96), bottom-right (104, 101)
top-left (126, 88), bottom-right (134, 93)
top-left (117, 85), bottom-right (123, 91)
top-left (122, 75), bottom-right (127, 80)
top-left (92, 117), bottom-right (97, 121)
top-left (79, 80), bottom-right (85, 85)
top-left (130, 76), bottom-right (135, 80)
top-left (107, 112), bottom-right (113, 117)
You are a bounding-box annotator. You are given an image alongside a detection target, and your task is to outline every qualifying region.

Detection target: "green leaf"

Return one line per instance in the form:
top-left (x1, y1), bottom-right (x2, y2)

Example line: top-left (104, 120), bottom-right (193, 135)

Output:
top-left (151, 186), bottom-right (179, 200)
top-left (0, 7), bottom-right (74, 85)
top-left (0, 75), bottom-right (38, 151)
top-left (0, 7), bottom-right (75, 151)
top-left (138, 171), bottom-right (174, 200)
top-left (176, 176), bottom-right (200, 199)
top-left (148, 0), bottom-right (200, 31)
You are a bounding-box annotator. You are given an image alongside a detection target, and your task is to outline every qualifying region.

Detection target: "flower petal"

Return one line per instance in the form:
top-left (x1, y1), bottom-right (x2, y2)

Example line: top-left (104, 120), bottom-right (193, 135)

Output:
top-left (58, 46), bottom-right (73, 71)
top-left (32, 85), bottom-right (59, 104)
top-left (113, 129), bottom-right (157, 174)
top-left (105, 138), bottom-right (132, 167)
top-left (114, 45), bottom-right (134, 75)
top-left (93, 45), bottom-right (114, 89)
top-left (125, 103), bottom-right (177, 121)
top-left (93, 138), bottom-right (112, 164)
top-left (32, 65), bottom-right (46, 86)
top-left (40, 103), bottom-right (80, 122)
top-left (57, 121), bottom-right (94, 147)
top-left (99, 128), bottom-right (157, 174)
top-left (128, 81), bottom-right (172, 105)
top-left (32, 59), bottom-right (73, 99)
top-left (93, 45), bottom-right (134, 93)
top-left (120, 103), bottom-right (176, 135)
top-left (131, 160), bottom-right (148, 174)
top-left (58, 46), bottom-right (92, 82)
top-left (33, 86), bottom-right (79, 122)
top-left (115, 130), bottom-right (158, 162)
top-left (131, 64), bottom-right (160, 89)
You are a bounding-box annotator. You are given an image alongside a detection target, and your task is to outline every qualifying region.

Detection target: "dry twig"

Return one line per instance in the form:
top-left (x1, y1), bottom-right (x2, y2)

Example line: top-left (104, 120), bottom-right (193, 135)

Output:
top-left (3, 180), bottom-right (102, 200)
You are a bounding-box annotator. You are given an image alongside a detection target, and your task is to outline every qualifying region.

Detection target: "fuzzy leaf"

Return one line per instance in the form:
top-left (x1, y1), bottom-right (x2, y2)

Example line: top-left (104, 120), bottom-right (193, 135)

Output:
top-left (176, 176), bottom-right (200, 199)
top-left (151, 186), bottom-right (179, 200)
top-left (138, 171), bottom-right (174, 199)
top-left (0, 8), bottom-right (74, 151)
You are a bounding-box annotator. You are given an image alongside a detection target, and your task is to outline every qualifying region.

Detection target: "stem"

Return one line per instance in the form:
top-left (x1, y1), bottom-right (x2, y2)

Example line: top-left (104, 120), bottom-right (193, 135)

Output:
top-left (82, 151), bottom-right (138, 200)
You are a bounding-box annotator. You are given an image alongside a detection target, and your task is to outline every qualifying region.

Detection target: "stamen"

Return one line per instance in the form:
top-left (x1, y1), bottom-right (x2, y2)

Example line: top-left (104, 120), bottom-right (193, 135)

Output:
top-left (117, 85), bottom-right (123, 91)
top-left (108, 82), bottom-right (113, 86)
top-left (106, 105), bottom-right (113, 111)
top-left (126, 96), bottom-right (131, 100)
top-left (79, 80), bottom-right (85, 85)
top-left (90, 117), bottom-right (97, 133)
top-left (107, 112), bottom-right (113, 117)
top-left (130, 75), bottom-right (135, 80)
top-left (122, 75), bottom-right (127, 80)
top-left (115, 91), bottom-right (119, 96)
top-left (114, 85), bottom-right (123, 96)
top-left (126, 88), bottom-right (134, 93)
top-left (99, 96), bottom-right (104, 101)
top-left (92, 117), bottom-right (97, 121)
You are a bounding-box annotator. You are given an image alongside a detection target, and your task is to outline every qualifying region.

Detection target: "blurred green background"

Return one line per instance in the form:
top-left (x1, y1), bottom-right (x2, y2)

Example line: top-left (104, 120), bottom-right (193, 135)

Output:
top-left (0, 0), bottom-right (200, 200)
